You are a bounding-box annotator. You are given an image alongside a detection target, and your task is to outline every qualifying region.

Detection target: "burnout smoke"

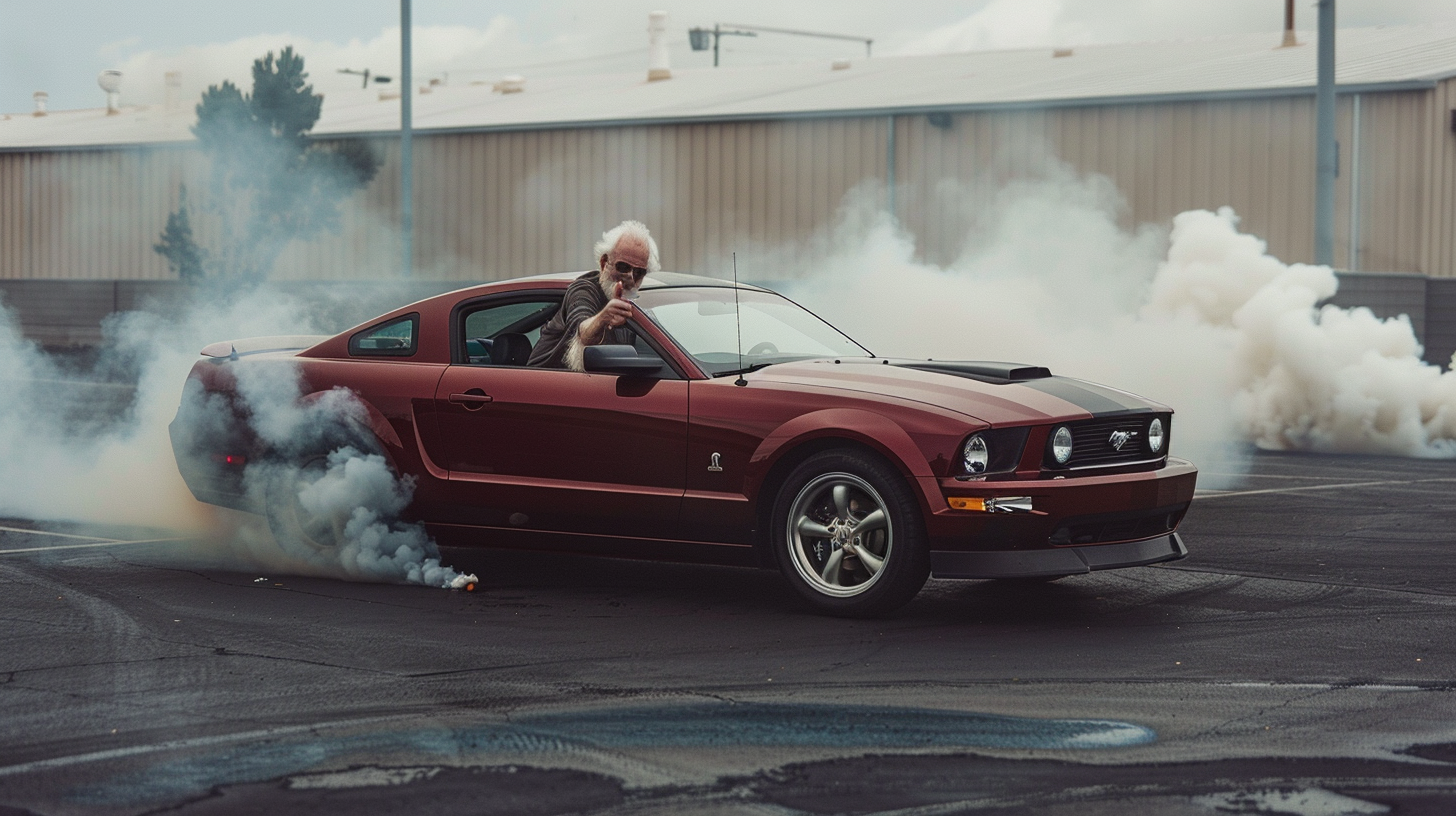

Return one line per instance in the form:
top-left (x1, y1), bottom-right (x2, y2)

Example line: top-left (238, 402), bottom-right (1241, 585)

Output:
top-left (217, 360), bottom-right (476, 589)
top-left (0, 285), bottom-right (474, 590)
top-left (787, 172), bottom-right (1456, 469)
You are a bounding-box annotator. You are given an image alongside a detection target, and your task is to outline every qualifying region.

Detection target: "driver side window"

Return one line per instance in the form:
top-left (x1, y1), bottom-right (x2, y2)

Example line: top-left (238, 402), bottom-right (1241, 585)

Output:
top-left (461, 298), bottom-right (559, 366)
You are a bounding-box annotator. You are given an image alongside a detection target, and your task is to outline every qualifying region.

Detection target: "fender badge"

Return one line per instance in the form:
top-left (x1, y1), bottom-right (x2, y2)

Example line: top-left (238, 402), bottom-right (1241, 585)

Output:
top-left (707, 452), bottom-right (723, 472)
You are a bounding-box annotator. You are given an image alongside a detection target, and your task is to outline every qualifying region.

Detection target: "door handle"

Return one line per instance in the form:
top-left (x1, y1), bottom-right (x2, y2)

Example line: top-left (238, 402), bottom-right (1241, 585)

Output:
top-left (449, 389), bottom-right (492, 410)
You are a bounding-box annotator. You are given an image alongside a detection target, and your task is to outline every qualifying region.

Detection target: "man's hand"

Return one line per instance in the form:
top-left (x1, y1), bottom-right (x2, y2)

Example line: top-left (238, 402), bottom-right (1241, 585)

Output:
top-left (581, 282), bottom-right (633, 344)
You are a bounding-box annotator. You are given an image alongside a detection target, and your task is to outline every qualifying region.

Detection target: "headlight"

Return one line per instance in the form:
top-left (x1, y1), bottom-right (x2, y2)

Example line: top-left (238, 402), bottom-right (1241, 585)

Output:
top-left (1051, 426), bottom-right (1073, 465)
top-left (1148, 417), bottom-right (1164, 453)
top-left (962, 435), bottom-right (989, 474)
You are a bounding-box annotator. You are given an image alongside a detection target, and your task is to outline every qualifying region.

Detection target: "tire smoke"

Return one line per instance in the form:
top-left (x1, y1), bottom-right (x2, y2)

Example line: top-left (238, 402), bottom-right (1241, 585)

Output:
top-left (788, 177), bottom-right (1456, 471)
top-left (0, 286), bottom-right (475, 590)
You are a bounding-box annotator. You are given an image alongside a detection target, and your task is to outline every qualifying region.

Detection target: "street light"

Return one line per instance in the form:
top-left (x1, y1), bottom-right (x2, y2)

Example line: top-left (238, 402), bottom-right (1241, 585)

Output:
top-left (689, 22), bottom-right (873, 67)
top-left (337, 68), bottom-right (393, 88)
top-left (687, 25), bottom-right (756, 67)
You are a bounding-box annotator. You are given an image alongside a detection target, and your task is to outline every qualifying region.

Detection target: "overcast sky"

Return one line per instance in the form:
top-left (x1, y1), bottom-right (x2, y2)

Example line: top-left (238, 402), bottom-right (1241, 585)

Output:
top-left (3, 0), bottom-right (1455, 114)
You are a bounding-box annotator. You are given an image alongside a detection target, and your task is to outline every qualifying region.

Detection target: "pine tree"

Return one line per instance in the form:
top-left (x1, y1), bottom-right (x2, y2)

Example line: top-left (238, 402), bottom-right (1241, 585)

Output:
top-left (155, 46), bottom-right (380, 282)
top-left (153, 185), bottom-right (207, 282)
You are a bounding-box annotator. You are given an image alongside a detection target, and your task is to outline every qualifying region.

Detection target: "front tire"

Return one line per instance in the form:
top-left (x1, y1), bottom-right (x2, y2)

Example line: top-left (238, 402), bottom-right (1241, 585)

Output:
top-left (771, 449), bottom-right (929, 617)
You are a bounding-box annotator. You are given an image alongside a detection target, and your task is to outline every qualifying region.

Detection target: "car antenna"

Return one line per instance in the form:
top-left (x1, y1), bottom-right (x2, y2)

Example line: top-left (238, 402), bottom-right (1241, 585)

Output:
top-left (733, 252), bottom-right (747, 387)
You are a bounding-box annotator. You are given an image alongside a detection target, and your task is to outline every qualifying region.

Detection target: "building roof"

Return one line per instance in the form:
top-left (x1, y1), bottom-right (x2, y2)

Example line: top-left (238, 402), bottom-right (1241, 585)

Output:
top-left (5, 23), bottom-right (1456, 151)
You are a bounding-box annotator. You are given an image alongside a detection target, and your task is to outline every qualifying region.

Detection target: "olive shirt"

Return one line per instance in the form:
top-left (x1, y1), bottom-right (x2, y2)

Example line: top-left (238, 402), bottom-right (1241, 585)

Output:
top-left (527, 271), bottom-right (633, 369)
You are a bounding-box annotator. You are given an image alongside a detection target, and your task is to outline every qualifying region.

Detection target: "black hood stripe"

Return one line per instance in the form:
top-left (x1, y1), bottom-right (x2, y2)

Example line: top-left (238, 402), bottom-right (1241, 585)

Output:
top-left (1020, 377), bottom-right (1148, 416)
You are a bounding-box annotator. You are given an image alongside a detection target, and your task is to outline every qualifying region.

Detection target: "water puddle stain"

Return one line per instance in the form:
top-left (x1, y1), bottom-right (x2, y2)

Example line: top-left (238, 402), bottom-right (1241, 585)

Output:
top-left (69, 702), bottom-right (1153, 806)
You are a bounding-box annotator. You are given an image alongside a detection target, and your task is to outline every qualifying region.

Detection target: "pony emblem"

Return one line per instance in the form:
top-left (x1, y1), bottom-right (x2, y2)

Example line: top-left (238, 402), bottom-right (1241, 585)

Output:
top-left (1108, 430), bottom-right (1136, 451)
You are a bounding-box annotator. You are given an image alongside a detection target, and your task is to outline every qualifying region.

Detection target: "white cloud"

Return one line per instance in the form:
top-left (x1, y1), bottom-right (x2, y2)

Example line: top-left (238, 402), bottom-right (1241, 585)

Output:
top-left (896, 0), bottom-right (1080, 55)
top-left (111, 19), bottom-right (533, 107)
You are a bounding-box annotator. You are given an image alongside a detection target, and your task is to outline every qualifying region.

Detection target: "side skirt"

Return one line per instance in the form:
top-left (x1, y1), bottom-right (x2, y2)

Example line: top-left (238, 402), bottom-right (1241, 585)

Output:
top-left (426, 522), bottom-right (761, 568)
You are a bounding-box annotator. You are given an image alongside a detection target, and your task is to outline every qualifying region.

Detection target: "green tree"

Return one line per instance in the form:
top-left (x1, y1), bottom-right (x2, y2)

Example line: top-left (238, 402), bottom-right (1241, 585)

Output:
top-left (153, 184), bottom-right (207, 282)
top-left (156, 46), bottom-right (380, 282)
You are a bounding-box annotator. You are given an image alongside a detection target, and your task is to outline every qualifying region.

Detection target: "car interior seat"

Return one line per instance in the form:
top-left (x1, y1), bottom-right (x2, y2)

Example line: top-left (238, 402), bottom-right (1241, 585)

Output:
top-left (489, 332), bottom-right (533, 366)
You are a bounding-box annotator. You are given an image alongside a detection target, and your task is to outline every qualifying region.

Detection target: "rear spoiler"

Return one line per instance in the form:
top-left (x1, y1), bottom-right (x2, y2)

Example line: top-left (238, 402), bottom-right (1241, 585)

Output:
top-left (199, 335), bottom-right (331, 360)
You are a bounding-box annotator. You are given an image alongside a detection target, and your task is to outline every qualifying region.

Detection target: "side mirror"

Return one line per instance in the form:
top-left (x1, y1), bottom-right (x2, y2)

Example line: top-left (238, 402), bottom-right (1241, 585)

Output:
top-left (582, 344), bottom-right (663, 375)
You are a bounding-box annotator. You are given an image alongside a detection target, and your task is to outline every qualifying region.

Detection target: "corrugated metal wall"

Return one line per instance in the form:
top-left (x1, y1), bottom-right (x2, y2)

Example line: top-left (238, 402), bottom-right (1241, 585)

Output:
top-left (1421, 78), bottom-right (1456, 281)
top-left (270, 119), bottom-right (887, 281)
top-left (895, 92), bottom-right (1435, 273)
top-left (1, 87), bottom-right (1451, 282)
top-left (0, 146), bottom-right (200, 280)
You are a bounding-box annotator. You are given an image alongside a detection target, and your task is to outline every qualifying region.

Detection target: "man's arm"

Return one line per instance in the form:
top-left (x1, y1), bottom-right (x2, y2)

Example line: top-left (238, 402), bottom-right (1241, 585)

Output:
top-left (577, 282), bottom-right (632, 346)
top-left (565, 282), bottom-right (633, 371)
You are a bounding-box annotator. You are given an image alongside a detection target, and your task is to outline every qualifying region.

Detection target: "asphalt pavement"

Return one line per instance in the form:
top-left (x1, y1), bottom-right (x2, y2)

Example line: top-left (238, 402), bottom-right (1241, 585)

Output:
top-left (2, 449), bottom-right (1456, 815)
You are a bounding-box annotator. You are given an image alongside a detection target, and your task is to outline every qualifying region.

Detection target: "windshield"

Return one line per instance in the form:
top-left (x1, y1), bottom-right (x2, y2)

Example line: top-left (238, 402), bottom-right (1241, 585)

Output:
top-left (635, 287), bottom-right (872, 376)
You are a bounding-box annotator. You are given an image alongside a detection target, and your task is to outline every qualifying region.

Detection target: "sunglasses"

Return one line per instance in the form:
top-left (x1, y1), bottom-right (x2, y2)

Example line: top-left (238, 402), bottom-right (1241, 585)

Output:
top-left (613, 260), bottom-right (648, 280)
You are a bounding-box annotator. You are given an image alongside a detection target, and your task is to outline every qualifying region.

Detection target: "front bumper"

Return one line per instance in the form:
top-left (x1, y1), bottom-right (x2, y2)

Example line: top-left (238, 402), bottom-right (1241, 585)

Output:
top-left (918, 457), bottom-right (1197, 576)
top-left (930, 532), bottom-right (1187, 579)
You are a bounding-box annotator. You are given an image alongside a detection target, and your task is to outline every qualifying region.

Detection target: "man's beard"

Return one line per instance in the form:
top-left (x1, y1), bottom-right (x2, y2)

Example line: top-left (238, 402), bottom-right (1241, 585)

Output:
top-left (597, 268), bottom-right (637, 300)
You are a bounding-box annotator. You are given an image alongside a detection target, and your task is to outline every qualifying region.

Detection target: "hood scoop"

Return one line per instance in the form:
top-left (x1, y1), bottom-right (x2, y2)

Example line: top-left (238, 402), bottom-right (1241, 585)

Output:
top-left (894, 360), bottom-right (1052, 385)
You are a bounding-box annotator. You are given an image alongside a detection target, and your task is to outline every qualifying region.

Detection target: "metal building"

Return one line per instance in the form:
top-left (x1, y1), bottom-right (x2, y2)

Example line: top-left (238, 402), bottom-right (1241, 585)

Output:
top-left (2, 23), bottom-right (1456, 284)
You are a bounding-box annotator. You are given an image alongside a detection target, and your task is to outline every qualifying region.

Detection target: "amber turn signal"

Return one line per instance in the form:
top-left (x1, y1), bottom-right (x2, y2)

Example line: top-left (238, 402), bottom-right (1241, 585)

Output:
top-left (947, 497), bottom-right (987, 511)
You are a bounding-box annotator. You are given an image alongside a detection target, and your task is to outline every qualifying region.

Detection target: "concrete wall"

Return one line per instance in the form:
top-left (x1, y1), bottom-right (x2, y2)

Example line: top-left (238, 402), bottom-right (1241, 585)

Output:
top-left (0, 279), bottom-right (462, 348)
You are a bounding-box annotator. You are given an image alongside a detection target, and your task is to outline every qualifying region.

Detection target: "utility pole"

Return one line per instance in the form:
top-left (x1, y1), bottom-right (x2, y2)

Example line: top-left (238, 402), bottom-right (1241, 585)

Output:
top-left (1314, 0), bottom-right (1336, 267)
top-left (401, 0), bottom-right (414, 278)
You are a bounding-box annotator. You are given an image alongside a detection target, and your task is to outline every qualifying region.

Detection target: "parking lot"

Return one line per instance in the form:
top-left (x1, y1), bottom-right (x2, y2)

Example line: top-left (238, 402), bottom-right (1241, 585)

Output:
top-left (3, 449), bottom-right (1456, 815)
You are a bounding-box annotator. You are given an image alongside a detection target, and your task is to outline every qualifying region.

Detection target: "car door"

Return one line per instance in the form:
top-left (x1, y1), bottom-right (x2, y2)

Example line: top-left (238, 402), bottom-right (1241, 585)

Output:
top-left (429, 294), bottom-right (688, 540)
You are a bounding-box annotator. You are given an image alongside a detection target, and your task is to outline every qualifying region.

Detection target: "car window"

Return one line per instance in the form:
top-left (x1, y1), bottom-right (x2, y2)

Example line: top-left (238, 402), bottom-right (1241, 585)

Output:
top-left (349, 314), bottom-right (418, 357)
top-left (636, 288), bottom-right (869, 375)
top-left (461, 299), bottom-right (559, 366)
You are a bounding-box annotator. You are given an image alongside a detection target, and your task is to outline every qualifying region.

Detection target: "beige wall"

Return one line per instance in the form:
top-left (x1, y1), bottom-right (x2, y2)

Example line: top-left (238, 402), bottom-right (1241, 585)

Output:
top-left (1, 86), bottom-right (1451, 283)
top-left (280, 119), bottom-right (887, 282)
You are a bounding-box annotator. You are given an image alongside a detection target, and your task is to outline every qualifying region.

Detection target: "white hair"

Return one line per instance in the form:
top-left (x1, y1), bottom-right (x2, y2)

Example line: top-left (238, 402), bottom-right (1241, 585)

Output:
top-left (593, 220), bottom-right (661, 274)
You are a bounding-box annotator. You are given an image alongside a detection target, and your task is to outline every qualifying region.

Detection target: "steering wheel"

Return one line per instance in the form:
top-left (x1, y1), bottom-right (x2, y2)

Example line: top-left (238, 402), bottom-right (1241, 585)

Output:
top-left (747, 341), bottom-right (779, 356)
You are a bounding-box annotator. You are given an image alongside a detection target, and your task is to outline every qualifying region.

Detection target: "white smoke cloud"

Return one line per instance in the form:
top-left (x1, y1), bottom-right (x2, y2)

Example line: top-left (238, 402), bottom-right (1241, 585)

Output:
top-left (1152, 208), bottom-right (1456, 457)
top-left (788, 173), bottom-right (1456, 475)
top-left (0, 285), bottom-right (474, 590)
top-left (219, 361), bottom-right (477, 589)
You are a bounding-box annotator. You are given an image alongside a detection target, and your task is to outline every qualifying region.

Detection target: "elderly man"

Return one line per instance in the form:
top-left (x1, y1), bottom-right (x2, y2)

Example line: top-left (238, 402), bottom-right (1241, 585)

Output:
top-left (528, 220), bottom-right (661, 370)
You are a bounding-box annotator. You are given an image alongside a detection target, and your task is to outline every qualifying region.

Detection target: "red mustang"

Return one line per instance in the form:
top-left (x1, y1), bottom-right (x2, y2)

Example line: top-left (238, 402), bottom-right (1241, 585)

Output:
top-left (171, 272), bottom-right (1197, 615)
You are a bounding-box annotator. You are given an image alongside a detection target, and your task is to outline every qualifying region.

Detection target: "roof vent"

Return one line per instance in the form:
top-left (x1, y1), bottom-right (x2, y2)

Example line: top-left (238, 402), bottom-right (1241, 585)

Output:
top-left (1280, 0), bottom-right (1299, 47)
top-left (493, 75), bottom-right (525, 94)
top-left (831, 58), bottom-right (851, 70)
top-left (32, 91), bottom-right (48, 117)
top-left (647, 11), bottom-right (671, 81)
top-left (98, 69), bottom-right (122, 115)
top-left (1052, 48), bottom-right (1073, 58)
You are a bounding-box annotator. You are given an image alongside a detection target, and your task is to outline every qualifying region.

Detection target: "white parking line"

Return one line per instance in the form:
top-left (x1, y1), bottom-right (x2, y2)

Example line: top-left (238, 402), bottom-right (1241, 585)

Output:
top-left (0, 537), bottom-right (186, 555)
top-left (0, 524), bottom-right (118, 541)
top-left (0, 715), bottom-right (408, 777)
top-left (1195, 477), bottom-right (1456, 500)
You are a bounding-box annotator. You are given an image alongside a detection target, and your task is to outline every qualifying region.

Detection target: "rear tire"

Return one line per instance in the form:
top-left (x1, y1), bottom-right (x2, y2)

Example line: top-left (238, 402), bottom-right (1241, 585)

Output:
top-left (264, 453), bottom-right (347, 552)
top-left (263, 428), bottom-right (383, 553)
top-left (770, 449), bottom-right (929, 617)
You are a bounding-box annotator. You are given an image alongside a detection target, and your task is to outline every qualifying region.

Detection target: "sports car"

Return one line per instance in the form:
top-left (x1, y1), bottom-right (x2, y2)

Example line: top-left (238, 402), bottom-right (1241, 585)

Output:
top-left (170, 271), bottom-right (1198, 615)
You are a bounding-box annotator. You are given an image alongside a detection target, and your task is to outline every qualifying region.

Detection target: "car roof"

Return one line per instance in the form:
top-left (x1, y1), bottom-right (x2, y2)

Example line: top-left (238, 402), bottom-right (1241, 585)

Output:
top-left (508, 269), bottom-right (772, 292)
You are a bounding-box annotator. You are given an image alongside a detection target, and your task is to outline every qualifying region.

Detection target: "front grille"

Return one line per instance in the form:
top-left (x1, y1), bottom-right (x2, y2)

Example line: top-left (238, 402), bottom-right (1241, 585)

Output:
top-left (1049, 503), bottom-right (1188, 546)
top-left (1046, 413), bottom-right (1169, 471)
